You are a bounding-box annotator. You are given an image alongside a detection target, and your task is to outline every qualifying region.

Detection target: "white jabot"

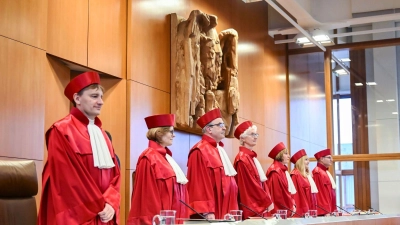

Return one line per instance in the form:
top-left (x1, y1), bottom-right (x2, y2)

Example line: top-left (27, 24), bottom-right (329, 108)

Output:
top-left (165, 154), bottom-right (188, 185)
top-left (326, 170), bottom-right (337, 189)
top-left (285, 171), bottom-right (297, 194)
top-left (217, 145), bottom-right (237, 176)
top-left (87, 119), bottom-right (115, 169)
top-left (253, 157), bottom-right (267, 182)
top-left (307, 174), bottom-right (319, 193)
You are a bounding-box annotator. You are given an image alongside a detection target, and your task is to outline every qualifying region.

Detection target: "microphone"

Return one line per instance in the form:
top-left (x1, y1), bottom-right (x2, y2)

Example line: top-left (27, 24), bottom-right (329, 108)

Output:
top-left (279, 204), bottom-right (302, 218)
top-left (368, 206), bottom-right (383, 215)
top-left (315, 204), bottom-right (333, 216)
top-left (179, 200), bottom-right (212, 223)
top-left (239, 202), bottom-right (268, 220)
top-left (336, 205), bottom-right (352, 215)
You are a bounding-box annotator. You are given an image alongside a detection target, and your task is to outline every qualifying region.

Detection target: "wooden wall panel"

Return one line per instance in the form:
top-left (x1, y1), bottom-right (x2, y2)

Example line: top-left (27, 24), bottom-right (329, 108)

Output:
top-left (0, 0), bottom-right (47, 49)
top-left (47, 0), bottom-right (88, 65)
top-left (0, 37), bottom-right (46, 160)
top-left (264, 37), bottom-right (288, 134)
top-left (88, 0), bottom-right (127, 78)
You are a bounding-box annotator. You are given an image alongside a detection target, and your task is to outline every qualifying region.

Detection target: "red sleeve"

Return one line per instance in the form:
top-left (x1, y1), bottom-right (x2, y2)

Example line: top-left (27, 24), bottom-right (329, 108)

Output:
top-left (236, 161), bottom-right (272, 218)
top-left (267, 172), bottom-right (294, 216)
top-left (187, 149), bottom-right (215, 214)
top-left (43, 128), bottom-right (107, 225)
top-left (128, 158), bottom-right (161, 225)
top-left (290, 174), bottom-right (308, 217)
top-left (313, 171), bottom-right (331, 215)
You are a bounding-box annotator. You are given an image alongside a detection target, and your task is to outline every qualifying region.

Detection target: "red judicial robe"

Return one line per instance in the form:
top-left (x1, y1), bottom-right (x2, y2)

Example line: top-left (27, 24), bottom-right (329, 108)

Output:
top-left (38, 107), bottom-right (121, 225)
top-left (127, 141), bottom-right (189, 225)
top-left (233, 147), bottom-right (273, 219)
top-left (312, 163), bottom-right (336, 215)
top-left (266, 161), bottom-right (295, 217)
top-left (187, 135), bottom-right (238, 219)
top-left (290, 169), bottom-right (316, 217)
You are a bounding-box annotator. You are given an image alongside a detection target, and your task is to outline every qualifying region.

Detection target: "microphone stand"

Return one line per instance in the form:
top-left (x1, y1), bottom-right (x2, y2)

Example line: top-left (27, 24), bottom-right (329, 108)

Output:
top-left (279, 204), bottom-right (303, 218)
top-left (316, 204), bottom-right (335, 216)
top-left (179, 200), bottom-right (212, 223)
top-left (239, 202), bottom-right (268, 220)
top-left (336, 205), bottom-right (353, 215)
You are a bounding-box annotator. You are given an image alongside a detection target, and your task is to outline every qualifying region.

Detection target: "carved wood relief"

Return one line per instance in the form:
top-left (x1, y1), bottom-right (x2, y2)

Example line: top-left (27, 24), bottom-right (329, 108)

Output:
top-left (171, 10), bottom-right (240, 137)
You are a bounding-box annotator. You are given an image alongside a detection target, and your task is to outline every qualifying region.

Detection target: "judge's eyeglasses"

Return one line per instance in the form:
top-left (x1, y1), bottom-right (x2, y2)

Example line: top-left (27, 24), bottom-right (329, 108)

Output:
top-left (208, 122), bottom-right (225, 128)
top-left (249, 133), bottom-right (259, 138)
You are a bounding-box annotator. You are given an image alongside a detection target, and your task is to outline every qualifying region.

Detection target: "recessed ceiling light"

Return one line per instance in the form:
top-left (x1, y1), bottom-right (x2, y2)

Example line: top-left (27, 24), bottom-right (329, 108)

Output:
top-left (336, 69), bottom-right (347, 75)
top-left (386, 99), bottom-right (395, 102)
top-left (366, 82), bottom-right (377, 86)
top-left (340, 58), bottom-right (351, 62)
top-left (355, 83), bottom-right (363, 86)
top-left (392, 112), bottom-right (398, 115)
top-left (376, 100), bottom-right (383, 102)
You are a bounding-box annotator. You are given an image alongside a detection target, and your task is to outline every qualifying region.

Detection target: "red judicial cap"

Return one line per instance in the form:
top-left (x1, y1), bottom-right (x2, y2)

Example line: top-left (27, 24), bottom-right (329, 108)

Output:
top-left (314, 148), bottom-right (331, 160)
top-left (144, 114), bottom-right (175, 129)
top-left (234, 121), bottom-right (253, 139)
top-left (291, 149), bottom-right (307, 164)
top-left (268, 142), bottom-right (286, 159)
top-left (64, 71), bottom-right (101, 101)
top-left (196, 108), bottom-right (222, 128)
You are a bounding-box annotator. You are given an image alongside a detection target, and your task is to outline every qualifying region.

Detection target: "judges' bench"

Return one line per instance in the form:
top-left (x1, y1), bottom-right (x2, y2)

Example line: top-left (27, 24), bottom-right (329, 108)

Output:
top-left (183, 214), bottom-right (400, 225)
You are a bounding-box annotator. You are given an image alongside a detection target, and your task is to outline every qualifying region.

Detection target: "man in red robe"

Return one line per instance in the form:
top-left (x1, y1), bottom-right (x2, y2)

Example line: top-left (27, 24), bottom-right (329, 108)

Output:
top-left (312, 149), bottom-right (336, 216)
top-left (187, 108), bottom-right (238, 220)
top-left (233, 121), bottom-right (273, 219)
top-left (38, 71), bottom-right (121, 225)
top-left (127, 114), bottom-right (189, 225)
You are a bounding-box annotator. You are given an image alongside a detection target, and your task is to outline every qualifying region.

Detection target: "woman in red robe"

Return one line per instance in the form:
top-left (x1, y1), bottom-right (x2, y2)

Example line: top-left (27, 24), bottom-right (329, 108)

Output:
top-left (266, 142), bottom-right (297, 218)
top-left (233, 121), bottom-right (274, 219)
top-left (290, 149), bottom-right (318, 217)
top-left (127, 114), bottom-right (189, 225)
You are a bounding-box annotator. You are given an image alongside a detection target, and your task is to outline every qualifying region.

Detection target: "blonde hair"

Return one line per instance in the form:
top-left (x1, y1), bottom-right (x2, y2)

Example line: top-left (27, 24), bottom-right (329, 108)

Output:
top-left (294, 156), bottom-right (309, 177)
top-left (275, 149), bottom-right (288, 162)
top-left (146, 126), bottom-right (172, 143)
top-left (239, 125), bottom-right (257, 145)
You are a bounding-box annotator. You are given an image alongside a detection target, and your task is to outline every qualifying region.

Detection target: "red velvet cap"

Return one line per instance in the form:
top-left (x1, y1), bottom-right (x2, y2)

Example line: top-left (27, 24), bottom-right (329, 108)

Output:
top-left (291, 149), bottom-right (307, 164)
top-left (314, 149), bottom-right (331, 160)
top-left (145, 114), bottom-right (175, 129)
top-left (64, 71), bottom-right (101, 101)
top-left (268, 142), bottom-right (286, 159)
top-left (234, 121), bottom-right (253, 139)
top-left (196, 108), bottom-right (222, 128)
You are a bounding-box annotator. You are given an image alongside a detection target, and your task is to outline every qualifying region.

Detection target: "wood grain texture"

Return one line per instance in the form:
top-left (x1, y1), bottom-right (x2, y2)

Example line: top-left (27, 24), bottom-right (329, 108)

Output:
top-left (0, 37), bottom-right (46, 160)
top-left (47, 0), bottom-right (88, 65)
top-left (0, 0), bottom-right (47, 49)
top-left (88, 0), bottom-right (127, 78)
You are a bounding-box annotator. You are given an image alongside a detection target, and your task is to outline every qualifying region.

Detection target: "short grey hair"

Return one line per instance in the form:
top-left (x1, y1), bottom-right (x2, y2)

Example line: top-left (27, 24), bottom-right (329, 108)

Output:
top-left (239, 125), bottom-right (257, 145)
top-left (202, 121), bottom-right (213, 134)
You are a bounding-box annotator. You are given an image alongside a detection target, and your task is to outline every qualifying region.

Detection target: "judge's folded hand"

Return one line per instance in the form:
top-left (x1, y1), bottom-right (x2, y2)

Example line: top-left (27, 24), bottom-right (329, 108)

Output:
top-left (98, 203), bottom-right (115, 223)
top-left (205, 213), bottom-right (215, 220)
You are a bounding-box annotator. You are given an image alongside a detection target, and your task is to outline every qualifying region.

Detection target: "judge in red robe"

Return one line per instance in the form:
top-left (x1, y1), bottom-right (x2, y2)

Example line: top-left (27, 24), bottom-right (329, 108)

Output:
top-left (38, 72), bottom-right (121, 225)
top-left (266, 142), bottom-right (297, 217)
top-left (233, 121), bottom-right (273, 219)
top-left (290, 149), bottom-right (318, 217)
top-left (187, 108), bottom-right (238, 220)
top-left (312, 149), bottom-right (337, 215)
top-left (127, 114), bottom-right (189, 225)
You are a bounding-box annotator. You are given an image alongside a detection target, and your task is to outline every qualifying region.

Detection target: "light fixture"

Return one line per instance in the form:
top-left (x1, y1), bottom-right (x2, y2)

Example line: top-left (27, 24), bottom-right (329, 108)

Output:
top-left (340, 58), bottom-right (351, 62)
top-left (376, 100), bottom-right (383, 102)
top-left (312, 29), bottom-right (331, 42)
top-left (355, 83), bottom-right (363, 86)
top-left (392, 112), bottom-right (398, 115)
top-left (333, 63), bottom-right (347, 75)
top-left (294, 29), bottom-right (334, 48)
top-left (386, 99), bottom-right (395, 102)
top-left (366, 82), bottom-right (377, 86)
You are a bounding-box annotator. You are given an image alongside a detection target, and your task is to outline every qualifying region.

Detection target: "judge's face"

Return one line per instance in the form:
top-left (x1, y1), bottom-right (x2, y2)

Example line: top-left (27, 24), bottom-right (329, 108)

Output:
top-left (242, 128), bottom-right (258, 148)
top-left (304, 156), bottom-right (310, 169)
top-left (282, 151), bottom-right (290, 165)
top-left (206, 118), bottom-right (226, 142)
top-left (321, 155), bottom-right (333, 167)
top-left (160, 127), bottom-right (175, 147)
top-left (74, 88), bottom-right (104, 119)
